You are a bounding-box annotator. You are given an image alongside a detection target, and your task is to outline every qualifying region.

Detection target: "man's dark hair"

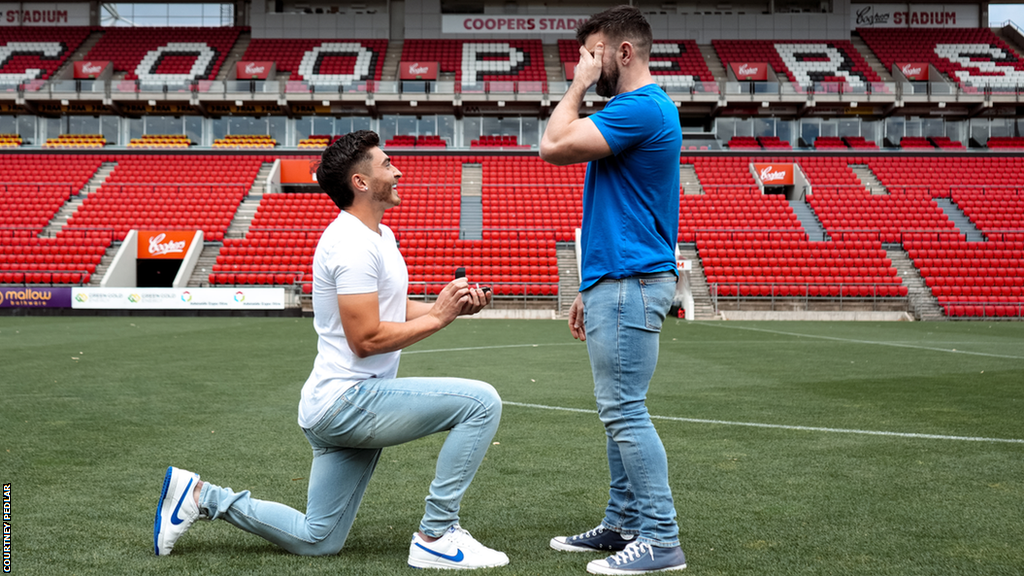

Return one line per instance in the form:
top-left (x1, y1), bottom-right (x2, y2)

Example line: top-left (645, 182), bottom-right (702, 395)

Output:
top-left (576, 5), bottom-right (652, 61)
top-left (316, 130), bottom-right (380, 210)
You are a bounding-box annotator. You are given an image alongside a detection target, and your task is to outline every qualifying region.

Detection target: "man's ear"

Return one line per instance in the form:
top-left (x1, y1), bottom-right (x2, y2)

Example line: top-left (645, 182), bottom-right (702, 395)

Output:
top-left (351, 172), bottom-right (367, 192)
top-left (619, 41), bottom-right (633, 65)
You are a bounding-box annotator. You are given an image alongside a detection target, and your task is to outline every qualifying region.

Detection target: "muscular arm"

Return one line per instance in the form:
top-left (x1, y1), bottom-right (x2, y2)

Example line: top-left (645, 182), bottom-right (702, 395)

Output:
top-left (340, 279), bottom-right (490, 358)
top-left (406, 298), bottom-right (434, 321)
top-left (540, 44), bottom-right (612, 166)
top-left (339, 292), bottom-right (447, 358)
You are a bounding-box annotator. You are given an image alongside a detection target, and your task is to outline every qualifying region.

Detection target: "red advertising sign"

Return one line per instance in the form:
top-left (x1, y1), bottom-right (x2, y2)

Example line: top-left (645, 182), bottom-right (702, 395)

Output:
top-left (280, 159), bottom-right (319, 185)
top-left (399, 61), bottom-right (438, 80)
top-left (73, 61), bottom-right (108, 79)
top-left (753, 163), bottom-right (794, 186)
top-left (896, 62), bottom-right (929, 81)
top-left (236, 61), bottom-right (273, 79)
top-left (564, 62), bottom-right (575, 81)
top-left (137, 231), bottom-right (197, 260)
top-left (730, 62), bottom-right (768, 81)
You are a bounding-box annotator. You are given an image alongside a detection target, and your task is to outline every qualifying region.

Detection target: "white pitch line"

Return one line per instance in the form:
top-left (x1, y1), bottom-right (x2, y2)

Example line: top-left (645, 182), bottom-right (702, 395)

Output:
top-left (502, 401), bottom-right (1024, 444)
top-left (696, 323), bottom-right (1024, 360)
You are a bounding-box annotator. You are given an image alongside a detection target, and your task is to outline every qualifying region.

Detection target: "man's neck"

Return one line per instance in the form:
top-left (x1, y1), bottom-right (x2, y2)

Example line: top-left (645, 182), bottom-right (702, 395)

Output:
top-left (344, 203), bottom-right (384, 235)
top-left (617, 70), bottom-right (655, 96)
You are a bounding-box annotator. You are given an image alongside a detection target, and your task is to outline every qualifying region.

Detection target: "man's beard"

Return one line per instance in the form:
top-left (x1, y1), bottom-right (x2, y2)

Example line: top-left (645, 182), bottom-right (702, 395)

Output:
top-left (595, 63), bottom-right (619, 98)
top-left (373, 181), bottom-right (399, 205)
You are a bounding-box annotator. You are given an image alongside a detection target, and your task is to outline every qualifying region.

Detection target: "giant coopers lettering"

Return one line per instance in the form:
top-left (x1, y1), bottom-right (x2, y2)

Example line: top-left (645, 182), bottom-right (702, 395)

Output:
top-left (137, 231), bottom-right (196, 260)
top-left (753, 163), bottom-right (794, 186)
top-left (730, 62), bottom-right (768, 81)
top-left (896, 62), bottom-right (929, 81)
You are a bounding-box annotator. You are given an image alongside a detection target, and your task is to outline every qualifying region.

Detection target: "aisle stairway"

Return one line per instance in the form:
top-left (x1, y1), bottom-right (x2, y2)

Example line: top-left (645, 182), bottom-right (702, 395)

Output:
top-left (887, 247), bottom-right (945, 321)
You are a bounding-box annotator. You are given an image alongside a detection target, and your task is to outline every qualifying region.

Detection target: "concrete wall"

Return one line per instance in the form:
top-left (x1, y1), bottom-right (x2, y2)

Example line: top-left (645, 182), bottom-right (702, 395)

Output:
top-left (405, 0), bottom-right (851, 41)
top-left (250, 0), bottom-right (852, 42)
top-left (251, 0), bottom-right (391, 39)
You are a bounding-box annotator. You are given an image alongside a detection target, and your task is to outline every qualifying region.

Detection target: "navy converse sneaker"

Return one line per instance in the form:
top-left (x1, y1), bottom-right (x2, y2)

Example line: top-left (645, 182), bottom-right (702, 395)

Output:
top-left (550, 525), bottom-right (635, 552)
top-left (586, 541), bottom-right (687, 575)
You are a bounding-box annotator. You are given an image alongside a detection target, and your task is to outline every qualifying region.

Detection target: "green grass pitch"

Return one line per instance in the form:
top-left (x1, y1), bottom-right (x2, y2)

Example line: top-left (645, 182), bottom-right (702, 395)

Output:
top-left (1, 317), bottom-right (1023, 575)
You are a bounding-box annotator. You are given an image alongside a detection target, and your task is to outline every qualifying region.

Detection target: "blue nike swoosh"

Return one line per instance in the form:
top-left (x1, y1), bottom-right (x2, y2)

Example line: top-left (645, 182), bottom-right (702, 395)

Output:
top-left (169, 477), bottom-right (194, 525)
top-left (414, 542), bottom-right (465, 562)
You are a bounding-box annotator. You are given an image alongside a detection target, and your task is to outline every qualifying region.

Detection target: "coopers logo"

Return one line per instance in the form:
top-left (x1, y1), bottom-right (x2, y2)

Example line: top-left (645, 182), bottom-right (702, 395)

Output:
top-left (753, 163), bottom-right (795, 185)
top-left (730, 62), bottom-right (768, 81)
top-left (147, 233), bottom-right (187, 257)
top-left (73, 60), bottom-right (109, 79)
top-left (897, 62), bottom-right (929, 81)
top-left (236, 61), bottom-right (273, 79)
top-left (137, 230), bottom-right (196, 260)
top-left (399, 61), bottom-right (438, 80)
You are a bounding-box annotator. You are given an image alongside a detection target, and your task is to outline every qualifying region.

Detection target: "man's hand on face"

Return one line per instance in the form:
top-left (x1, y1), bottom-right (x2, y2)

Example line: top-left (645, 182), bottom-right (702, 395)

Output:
top-left (574, 42), bottom-right (604, 89)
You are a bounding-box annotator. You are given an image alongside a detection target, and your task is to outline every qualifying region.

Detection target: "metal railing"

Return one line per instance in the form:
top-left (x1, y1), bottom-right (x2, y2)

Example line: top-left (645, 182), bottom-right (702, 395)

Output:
top-left (710, 281), bottom-right (909, 312)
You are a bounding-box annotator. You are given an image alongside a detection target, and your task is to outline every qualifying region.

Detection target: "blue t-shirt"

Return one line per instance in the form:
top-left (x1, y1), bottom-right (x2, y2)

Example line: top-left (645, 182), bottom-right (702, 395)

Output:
top-left (579, 83), bottom-right (681, 291)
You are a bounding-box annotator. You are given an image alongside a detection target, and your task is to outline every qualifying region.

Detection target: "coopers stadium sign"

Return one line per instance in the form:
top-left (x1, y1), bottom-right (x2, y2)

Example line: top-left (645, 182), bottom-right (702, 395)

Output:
top-left (442, 15), bottom-right (589, 34)
top-left (0, 2), bottom-right (90, 25)
top-left (851, 3), bottom-right (979, 28)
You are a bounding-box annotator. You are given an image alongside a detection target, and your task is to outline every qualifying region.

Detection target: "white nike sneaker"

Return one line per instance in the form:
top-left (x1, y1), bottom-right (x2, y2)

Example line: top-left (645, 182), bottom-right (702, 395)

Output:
top-left (154, 466), bottom-right (202, 555)
top-left (408, 525), bottom-right (510, 570)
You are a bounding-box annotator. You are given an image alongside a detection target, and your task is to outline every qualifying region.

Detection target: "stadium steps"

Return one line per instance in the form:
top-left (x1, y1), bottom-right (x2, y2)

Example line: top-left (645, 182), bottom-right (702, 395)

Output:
top-left (849, 164), bottom-right (888, 195)
top-left (215, 30), bottom-right (251, 82)
top-left (680, 164), bottom-right (704, 195)
top-left (459, 163), bottom-right (482, 240)
top-left (43, 161), bottom-right (117, 237)
top-left (543, 42), bottom-right (565, 82)
top-left (850, 33), bottom-right (894, 83)
top-left (697, 44), bottom-right (726, 85)
top-left (88, 247), bottom-right (118, 287)
top-left (381, 40), bottom-right (403, 82)
top-left (555, 241), bottom-right (578, 318)
top-left (679, 245), bottom-right (718, 320)
top-left (459, 196), bottom-right (483, 240)
top-left (934, 198), bottom-right (986, 242)
top-left (789, 200), bottom-right (828, 242)
top-left (225, 162), bottom-right (274, 239)
top-left (461, 162), bottom-right (482, 196)
top-left (887, 247), bottom-right (946, 321)
top-left (187, 245), bottom-right (221, 287)
top-left (991, 26), bottom-right (1024, 63)
top-left (50, 29), bottom-right (106, 82)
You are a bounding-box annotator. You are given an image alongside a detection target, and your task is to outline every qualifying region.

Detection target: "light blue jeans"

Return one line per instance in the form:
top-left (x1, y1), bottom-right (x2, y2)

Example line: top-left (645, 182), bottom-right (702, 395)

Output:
top-left (197, 377), bottom-right (502, 556)
top-left (581, 272), bottom-right (680, 548)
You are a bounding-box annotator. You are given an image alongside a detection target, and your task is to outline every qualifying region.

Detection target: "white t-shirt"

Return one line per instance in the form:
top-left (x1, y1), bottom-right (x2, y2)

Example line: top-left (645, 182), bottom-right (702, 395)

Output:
top-left (298, 210), bottom-right (409, 428)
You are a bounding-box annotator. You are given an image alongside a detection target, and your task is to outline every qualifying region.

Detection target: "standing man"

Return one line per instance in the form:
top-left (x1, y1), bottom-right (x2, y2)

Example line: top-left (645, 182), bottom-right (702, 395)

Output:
top-left (154, 130), bottom-right (508, 571)
top-left (540, 6), bottom-right (686, 575)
